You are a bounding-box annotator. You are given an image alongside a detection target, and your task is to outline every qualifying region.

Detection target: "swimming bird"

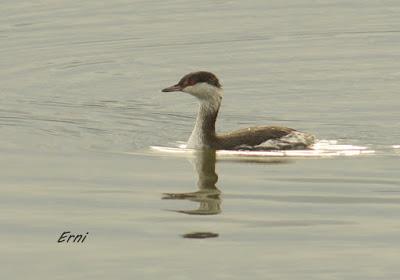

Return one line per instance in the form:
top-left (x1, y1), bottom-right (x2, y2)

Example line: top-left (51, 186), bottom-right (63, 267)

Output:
top-left (162, 71), bottom-right (314, 150)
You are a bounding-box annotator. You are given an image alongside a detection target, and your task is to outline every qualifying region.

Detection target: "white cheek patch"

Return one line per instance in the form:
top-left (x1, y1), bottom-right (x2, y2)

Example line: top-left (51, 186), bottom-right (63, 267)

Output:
top-left (183, 83), bottom-right (222, 100)
top-left (183, 85), bottom-right (194, 94)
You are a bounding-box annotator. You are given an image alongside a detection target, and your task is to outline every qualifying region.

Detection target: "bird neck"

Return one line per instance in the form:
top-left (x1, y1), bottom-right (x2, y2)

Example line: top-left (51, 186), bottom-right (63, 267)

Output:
top-left (187, 95), bottom-right (222, 149)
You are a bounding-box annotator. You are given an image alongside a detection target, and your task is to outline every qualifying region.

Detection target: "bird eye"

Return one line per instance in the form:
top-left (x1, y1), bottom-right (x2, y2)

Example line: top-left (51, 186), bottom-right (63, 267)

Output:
top-left (187, 78), bottom-right (194, 86)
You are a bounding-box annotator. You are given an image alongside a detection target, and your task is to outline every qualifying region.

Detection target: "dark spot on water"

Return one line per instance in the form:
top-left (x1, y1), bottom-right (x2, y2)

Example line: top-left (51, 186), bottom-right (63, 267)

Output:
top-left (182, 232), bottom-right (219, 239)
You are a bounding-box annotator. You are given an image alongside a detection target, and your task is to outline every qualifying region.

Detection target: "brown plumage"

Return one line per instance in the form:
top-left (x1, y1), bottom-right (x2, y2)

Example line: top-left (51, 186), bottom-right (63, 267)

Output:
top-left (215, 126), bottom-right (295, 150)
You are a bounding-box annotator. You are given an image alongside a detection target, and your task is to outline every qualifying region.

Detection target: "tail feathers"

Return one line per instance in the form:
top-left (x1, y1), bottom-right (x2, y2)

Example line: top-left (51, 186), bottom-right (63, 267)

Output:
top-left (236, 131), bottom-right (315, 150)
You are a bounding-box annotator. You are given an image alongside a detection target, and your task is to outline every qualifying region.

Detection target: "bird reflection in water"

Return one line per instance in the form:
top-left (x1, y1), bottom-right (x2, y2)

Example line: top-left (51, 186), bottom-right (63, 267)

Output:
top-left (162, 149), bottom-right (290, 238)
top-left (163, 148), bottom-right (221, 215)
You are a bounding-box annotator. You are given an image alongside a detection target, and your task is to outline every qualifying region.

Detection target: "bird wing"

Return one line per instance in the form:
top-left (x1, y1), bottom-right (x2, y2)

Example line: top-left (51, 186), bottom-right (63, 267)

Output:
top-left (217, 126), bottom-right (295, 149)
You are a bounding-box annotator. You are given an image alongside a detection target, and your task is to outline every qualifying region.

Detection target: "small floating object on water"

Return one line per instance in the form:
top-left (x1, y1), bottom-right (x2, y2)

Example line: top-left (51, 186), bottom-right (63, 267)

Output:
top-left (182, 232), bottom-right (219, 239)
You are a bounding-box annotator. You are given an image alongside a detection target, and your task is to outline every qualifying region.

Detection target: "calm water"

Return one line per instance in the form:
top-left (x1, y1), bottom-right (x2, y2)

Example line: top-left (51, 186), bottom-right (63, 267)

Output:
top-left (1, 0), bottom-right (400, 279)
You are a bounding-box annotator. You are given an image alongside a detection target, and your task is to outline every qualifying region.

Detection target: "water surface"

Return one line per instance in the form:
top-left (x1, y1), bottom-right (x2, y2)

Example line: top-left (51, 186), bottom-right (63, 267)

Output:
top-left (1, 0), bottom-right (400, 279)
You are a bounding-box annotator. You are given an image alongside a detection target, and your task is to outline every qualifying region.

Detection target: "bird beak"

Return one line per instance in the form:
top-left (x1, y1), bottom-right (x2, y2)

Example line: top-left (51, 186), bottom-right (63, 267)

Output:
top-left (162, 84), bottom-right (182, 92)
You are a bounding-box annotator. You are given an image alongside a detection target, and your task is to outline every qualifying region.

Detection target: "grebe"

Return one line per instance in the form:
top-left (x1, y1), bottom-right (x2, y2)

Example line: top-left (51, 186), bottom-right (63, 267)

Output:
top-left (162, 71), bottom-right (315, 150)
